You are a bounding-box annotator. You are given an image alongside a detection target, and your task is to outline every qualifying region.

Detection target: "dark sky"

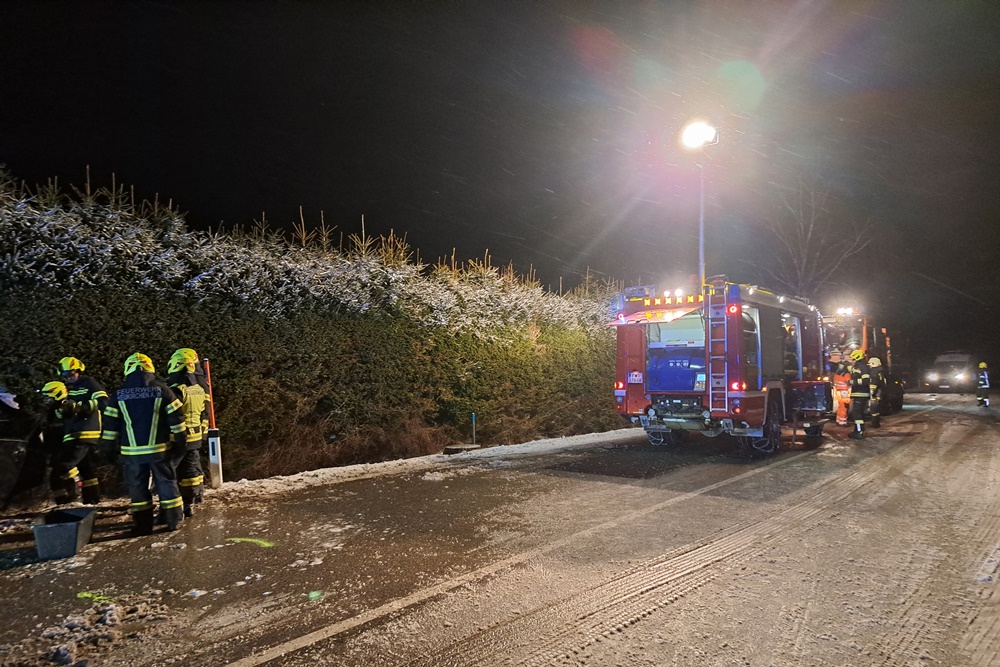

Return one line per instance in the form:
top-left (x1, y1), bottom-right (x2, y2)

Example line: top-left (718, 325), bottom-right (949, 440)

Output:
top-left (3, 1), bottom-right (1000, 360)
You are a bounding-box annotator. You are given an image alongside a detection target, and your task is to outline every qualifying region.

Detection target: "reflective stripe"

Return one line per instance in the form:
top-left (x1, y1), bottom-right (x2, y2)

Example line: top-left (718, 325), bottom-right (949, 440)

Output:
top-left (180, 475), bottom-right (205, 487)
top-left (81, 478), bottom-right (100, 487)
top-left (130, 500), bottom-right (153, 512)
top-left (105, 406), bottom-right (120, 418)
top-left (121, 402), bottom-right (138, 450)
top-left (102, 430), bottom-right (118, 440)
top-left (160, 496), bottom-right (183, 509)
top-left (61, 467), bottom-right (80, 480)
top-left (150, 397), bottom-right (162, 450)
top-left (118, 442), bottom-right (169, 456)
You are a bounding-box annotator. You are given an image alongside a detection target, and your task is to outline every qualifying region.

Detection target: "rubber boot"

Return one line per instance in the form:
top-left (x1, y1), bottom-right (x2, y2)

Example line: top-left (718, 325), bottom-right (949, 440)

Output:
top-left (180, 487), bottom-right (195, 518)
top-left (871, 415), bottom-right (881, 429)
top-left (161, 506), bottom-right (183, 532)
top-left (52, 475), bottom-right (82, 505)
top-left (81, 481), bottom-right (101, 505)
top-left (848, 425), bottom-right (864, 440)
top-left (131, 508), bottom-right (155, 536)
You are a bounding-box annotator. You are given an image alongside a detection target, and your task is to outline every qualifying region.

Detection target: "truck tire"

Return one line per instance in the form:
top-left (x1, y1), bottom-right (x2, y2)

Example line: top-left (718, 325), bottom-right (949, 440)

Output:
top-left (738, 397), bottom-right (781, 459)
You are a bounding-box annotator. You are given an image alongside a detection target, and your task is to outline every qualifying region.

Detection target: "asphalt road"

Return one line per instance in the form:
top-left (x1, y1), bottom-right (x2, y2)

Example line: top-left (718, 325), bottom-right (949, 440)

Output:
top-left (1, 392), bottom-right (999, 666)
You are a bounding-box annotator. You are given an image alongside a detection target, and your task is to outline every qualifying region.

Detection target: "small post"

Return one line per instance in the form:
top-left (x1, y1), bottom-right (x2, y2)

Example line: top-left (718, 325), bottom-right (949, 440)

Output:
top-left (202, 358), bottom-right (223, 488)
top-left (471, 412), bottom-right (476, 446)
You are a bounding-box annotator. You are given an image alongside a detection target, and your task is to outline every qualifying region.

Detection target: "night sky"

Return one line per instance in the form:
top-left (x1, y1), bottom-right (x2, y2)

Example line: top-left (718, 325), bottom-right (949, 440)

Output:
top-left (3, 1), bottom-right (1000, 363)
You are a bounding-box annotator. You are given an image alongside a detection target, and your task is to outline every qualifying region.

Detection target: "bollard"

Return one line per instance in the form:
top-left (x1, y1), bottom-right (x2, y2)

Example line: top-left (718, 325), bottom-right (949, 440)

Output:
top-left (472, 412), bottom-right (476, 446)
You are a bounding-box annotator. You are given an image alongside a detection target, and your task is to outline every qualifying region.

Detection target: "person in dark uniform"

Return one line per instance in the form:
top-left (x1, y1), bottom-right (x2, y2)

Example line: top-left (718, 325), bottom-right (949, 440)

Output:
top-left (867, 357), bottom-right (885, 428)
top-left (847, 349), bottom-right (870, 440)
top-left (101, 353), bottom-right (187, 534)
top-left (977, 362), bottom-right (990, 407)
top-left (166, 348), bottom-right (211, 518)
top-left (57, 357), bottom-right (109, 504)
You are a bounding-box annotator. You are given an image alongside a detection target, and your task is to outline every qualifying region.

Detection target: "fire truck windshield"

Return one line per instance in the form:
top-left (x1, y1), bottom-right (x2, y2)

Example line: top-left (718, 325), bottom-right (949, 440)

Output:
top-left (645, 309), bottom-right (706, 392)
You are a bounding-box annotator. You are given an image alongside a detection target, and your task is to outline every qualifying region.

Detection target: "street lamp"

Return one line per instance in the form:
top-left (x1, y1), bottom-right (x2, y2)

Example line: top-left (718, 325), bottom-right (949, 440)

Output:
top-left (680, 120), bottom-right (719, 288)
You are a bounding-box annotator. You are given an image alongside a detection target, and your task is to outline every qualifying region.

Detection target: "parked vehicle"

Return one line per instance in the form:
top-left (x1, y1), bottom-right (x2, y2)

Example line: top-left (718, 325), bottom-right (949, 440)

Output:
top-left (822, 307), bottom-right (904, 413)
top-left (611, 277), bottom-right (834, 457)
top-left (923, 351), bottom-right (976, 393)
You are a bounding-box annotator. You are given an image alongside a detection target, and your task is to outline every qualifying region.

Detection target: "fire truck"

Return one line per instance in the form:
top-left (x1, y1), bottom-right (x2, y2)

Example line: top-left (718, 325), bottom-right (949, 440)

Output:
top-left (823, 307), bottom-right (904, 413)
top-left (611, 277), bottom-right (834, 456)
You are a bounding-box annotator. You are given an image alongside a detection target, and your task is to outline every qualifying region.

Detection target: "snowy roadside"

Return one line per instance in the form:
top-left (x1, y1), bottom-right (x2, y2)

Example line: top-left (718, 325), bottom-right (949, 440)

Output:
top-left (212, 427), bottom-right (643, 501)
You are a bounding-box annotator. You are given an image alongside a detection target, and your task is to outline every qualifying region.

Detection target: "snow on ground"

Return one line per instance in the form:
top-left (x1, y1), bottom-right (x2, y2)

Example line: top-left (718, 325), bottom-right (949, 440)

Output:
top-left (212, 428), bottom-right (640, 501)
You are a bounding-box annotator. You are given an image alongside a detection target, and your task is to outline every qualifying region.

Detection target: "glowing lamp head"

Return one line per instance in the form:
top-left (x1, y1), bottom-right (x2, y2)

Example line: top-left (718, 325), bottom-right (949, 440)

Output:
top-left (681, 121), bottom-right (718, 149)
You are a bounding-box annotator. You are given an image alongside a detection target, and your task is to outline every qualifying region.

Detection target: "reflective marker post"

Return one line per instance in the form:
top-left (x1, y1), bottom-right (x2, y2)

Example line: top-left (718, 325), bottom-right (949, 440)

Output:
top-left (202, 358), bottom-right (223, 488)
top-left (471, 412), bottom-right (476, 446)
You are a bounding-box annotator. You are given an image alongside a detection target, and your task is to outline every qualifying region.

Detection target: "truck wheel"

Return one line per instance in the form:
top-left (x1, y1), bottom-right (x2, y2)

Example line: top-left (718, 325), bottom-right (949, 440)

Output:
top-left (804, 423), bottom-right (824, 438)
top-left (648, 430), bottom-right (688, 447)
top-left (738, 398), bottom-right (781, 458)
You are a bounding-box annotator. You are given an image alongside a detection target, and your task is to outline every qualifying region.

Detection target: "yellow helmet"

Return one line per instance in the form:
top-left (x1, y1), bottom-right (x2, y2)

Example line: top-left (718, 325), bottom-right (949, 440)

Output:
top-left (980, 362), bottom-right (988, 369)
top-left (868, 357), bottom-right (881, 368)
top-left (58, 357), bottom-right (85, 373)
top-left (168, 348), bottom-right (199, 373)
top-left (124, 353), bottom-right (155, 376)
top-left (849, 349), bottom-right (866, 362)
top-left (41, 381), bottom-right (68, 401)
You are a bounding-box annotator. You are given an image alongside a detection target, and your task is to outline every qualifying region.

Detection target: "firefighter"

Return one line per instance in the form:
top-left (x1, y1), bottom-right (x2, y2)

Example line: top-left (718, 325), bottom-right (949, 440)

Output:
top-left (57, 357), bottom-right (109, 504)
top-left (36, 381), bottom-right (86, 503)
top-left (166, 348), bottom-right (210, 518)
top-left (868, 357), bottom-right (885, 428)
top-left (846, 349), bottom-right (870, 440)
top-left (101, 353), bottom-right (187, 534)
top-left (977, 362), bottom-right (990, 407)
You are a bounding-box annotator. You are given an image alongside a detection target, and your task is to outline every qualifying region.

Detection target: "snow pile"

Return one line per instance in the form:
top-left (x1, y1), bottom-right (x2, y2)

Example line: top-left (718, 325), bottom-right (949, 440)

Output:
top-left (212, 428), bottom-right (642, 501)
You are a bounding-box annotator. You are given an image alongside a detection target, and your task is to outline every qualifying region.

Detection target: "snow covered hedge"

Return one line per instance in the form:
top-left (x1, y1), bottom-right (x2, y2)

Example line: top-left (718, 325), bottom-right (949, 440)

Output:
top-left (0, 172), bottom-right (614, 334)
top-left (0, 170), bottom-right (624, 481)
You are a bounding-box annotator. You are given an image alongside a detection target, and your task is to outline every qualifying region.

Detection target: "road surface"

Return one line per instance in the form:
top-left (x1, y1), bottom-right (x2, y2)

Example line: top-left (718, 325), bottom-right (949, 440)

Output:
top-left (1, 393), bottom-right (998, 666)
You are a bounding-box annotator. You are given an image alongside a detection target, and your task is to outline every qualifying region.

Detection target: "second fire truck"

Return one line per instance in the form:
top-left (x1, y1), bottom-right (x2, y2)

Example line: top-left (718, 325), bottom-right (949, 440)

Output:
top-left (612, 276), bottom-right (835, 456)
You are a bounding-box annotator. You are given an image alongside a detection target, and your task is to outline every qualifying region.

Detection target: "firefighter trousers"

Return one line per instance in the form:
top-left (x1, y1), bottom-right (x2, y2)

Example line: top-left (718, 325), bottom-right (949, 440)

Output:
top-left (172, 446), bottom-right (205, 512)
top-left (121, 458), bottom-right (183, 532)
top-left (51, 436), bottom-right (101, 503)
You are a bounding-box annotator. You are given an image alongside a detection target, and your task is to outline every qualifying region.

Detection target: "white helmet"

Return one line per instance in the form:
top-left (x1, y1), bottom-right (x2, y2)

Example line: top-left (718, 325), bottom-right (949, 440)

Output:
top-left (868, 357), bottom-right (882, 368)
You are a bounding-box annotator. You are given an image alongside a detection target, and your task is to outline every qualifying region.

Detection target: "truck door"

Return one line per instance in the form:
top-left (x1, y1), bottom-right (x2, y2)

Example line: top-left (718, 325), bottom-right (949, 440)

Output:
top-left (616, 324), bottom-right (647, 415)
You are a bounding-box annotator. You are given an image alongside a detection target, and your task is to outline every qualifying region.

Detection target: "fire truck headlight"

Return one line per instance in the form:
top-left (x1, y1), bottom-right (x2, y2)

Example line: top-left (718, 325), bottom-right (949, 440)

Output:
top-left (647, 407), bottom-right (656, 417)
top-left (702, 410), bottom-right (711, 419)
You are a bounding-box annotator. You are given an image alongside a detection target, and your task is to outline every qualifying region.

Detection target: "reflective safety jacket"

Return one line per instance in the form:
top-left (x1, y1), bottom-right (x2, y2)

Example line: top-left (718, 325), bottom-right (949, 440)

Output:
top-left (848, 362), bottom-right (871, 399)
top-left (63, 374), bottom-right (109, 444)
top-left (978, 369), bottom-right (990, 390)
top-left (168, 371), bottom-right (210, 450)
top-left (869, 367), bottom-right (886, 398)
top-left (101, 371), bottom-right (185, 461)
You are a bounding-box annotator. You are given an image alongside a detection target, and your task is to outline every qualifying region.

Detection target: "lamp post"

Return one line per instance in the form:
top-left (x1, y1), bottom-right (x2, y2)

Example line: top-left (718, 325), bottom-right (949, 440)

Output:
top-left (680, 121), bottom-right (719, 288)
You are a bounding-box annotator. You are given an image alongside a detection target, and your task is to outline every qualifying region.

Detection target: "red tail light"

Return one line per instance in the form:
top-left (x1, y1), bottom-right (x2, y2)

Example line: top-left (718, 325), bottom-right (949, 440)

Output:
top-left (614, 381), bottom-right (624, 390)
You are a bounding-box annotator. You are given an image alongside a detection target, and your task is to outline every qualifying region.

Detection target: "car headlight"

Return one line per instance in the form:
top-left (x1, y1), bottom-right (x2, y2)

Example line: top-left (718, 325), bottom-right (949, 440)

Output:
top-left (954, 373), bottom-right (966, 381)
top-left (927, 372), bottom-right (939, 382)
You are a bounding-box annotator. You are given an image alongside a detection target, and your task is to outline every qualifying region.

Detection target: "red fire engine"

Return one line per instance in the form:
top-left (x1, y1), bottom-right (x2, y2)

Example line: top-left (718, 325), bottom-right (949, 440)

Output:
top-left (612, 277), bottom-right (834, 456)
top-left (823, 306), bottom-right (904, 414)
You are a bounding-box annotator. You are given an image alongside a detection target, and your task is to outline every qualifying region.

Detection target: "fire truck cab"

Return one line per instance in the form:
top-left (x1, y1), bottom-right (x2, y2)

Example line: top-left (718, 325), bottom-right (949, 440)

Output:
top-left (612, 277), bottom-right (834, 456)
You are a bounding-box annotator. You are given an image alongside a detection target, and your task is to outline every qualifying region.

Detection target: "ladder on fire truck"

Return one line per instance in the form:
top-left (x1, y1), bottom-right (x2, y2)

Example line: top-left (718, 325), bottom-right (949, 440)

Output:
top-left (707, 286), bottom-right (729, 413)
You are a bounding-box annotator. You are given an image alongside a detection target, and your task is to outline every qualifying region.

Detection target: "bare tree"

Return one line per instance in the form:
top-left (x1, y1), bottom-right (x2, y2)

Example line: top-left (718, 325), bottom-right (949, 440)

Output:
top-left (747, 177), bottom-right (874, 300)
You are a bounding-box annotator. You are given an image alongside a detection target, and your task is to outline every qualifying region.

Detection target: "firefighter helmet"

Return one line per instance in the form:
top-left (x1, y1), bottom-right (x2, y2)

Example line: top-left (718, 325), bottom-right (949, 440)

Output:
top-left (849, 349), bottom-right (866, 362)
top-left (168, 348), bottom-right (199, 373)
top-left (868, 357), bottom-right (881, 368)
top-left (124, 353), bottom-right (155, 376)
top-left (980, 362), bottom-right (988, 369)
top-left (58, 357), bottom-right (85, 374)
top-left (41, 381), bottom-right (68, 401)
